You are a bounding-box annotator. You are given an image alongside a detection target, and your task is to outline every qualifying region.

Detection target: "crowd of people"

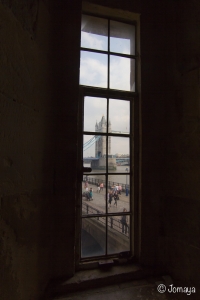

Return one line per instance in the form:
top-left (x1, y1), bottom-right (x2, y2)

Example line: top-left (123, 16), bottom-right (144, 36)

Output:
top-left (107, 184), bottom-right (122, 207)
top-left (83, 180), bottom-right (124, 208)
top-left (83, 181), bottom-right (105, 201)
top-left (82, 181), bottom-right (93, 201)
top-left (82, 180), bottom-right (128, 234)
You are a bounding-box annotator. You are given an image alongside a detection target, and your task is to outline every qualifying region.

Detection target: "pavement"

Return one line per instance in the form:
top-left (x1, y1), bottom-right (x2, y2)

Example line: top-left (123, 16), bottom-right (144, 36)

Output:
top-left (82, 182), bottom-right (130, 214)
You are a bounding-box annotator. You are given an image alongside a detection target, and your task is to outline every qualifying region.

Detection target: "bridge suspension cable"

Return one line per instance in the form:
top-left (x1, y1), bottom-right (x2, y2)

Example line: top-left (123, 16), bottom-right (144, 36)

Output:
top-left (83, 131), bottom-right (129, 152)
top-left (83, 135), bottom-right (101, 151)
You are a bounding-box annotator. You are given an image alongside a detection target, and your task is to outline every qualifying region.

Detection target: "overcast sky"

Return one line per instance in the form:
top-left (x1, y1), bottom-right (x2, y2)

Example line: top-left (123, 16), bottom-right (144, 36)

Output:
top-left (80, 30), bottom-right (132, 157)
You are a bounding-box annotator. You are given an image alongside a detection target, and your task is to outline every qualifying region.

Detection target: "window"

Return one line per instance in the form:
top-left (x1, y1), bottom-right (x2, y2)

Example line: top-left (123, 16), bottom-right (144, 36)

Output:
top-left (77, 8), bottom-right (139, 264)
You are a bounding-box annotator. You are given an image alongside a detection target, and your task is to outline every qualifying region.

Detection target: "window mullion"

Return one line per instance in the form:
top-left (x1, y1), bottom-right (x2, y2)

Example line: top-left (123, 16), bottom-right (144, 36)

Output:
top-left (108, 19), bottom-right (110, 89)
top-left (105, 19), bottom-right (110, 257)
top-left (80, 47), bottom-right (136, 60)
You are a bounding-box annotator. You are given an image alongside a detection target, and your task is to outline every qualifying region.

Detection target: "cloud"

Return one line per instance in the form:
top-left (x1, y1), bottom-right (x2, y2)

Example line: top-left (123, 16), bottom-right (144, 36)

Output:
top-left (80, 52), bottom-right (134, 92)
top-left (110, 56), bottom-right (131, 91)
top-left (80, 52), bottom-right (107, 88)
top-left (109, 99), bottom-right (130, 132)
top-left (110, 37), bottom-right (130, 55)
top-left (81, 32), bottom-right (107, 51)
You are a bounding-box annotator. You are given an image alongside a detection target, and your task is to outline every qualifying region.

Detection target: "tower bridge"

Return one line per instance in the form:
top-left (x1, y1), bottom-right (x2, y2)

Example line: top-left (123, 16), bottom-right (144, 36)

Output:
top-left (84, 116), bottom-right (117, 170)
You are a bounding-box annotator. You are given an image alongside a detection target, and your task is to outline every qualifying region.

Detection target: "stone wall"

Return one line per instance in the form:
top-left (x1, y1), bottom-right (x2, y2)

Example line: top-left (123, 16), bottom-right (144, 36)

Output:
top-left (158, 0), bottom-right (200, 288)
top-left (0, 1), bottom-right (56, 299)
top-left (0, 0), bottom-right (81, 299)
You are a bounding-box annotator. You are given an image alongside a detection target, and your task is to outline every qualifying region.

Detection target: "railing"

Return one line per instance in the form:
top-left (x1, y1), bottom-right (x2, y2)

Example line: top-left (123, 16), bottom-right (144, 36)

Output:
top-left (82, 202), bottom-right (129, 236)
top-left (83, 176), bottom-right (130, 192)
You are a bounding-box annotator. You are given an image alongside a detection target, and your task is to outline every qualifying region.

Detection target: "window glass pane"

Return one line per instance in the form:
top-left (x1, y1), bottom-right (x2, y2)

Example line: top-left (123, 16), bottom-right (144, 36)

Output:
top-left (110, 56), bottom-right (135, 91)
top-left (107, 214), bottom-right (130, 254)
top-left (84, 97), bottom-right (107, 132)
top-left (108, 175), bottom-right (130, 212)
top-left (109, 99), bottom-right (130, 134)
top-left (83, 134), bottom-right (107, 173)
top-left (81, 217), bottom-right (106, 258)
top-left (81, 15), bottom-right (108, 51)
top-left (110, 21), bottom-right (135, 55)
top-left (108, 137), bottom-right (129, 172)
top-left (80, 15), bottom-right (136, 260)
top-left (80, 51), bottom-right (108, 88)
top-left (82, 175), bottom-right (106, 215)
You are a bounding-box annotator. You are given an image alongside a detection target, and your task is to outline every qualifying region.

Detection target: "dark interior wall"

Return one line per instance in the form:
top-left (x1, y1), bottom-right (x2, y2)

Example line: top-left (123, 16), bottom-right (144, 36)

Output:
top-left (0, 1), bottom-right (56, 299)
top-left (51, 0), bottom-right (81, 278)
top-left (158, 0), bottom-right (200, 288)
top-left (0, 0), bottom-right (82, 299)
top-left (140, 0), bottom-right (173, 266)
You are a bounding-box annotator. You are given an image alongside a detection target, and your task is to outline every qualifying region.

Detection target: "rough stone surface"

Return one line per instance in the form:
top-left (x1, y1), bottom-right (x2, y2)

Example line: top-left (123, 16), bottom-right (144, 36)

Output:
top-left (0, 1), bottom-right (55, 299)
top-left (156, 0), bottom-right (200, 290)
top-left (52, 278), bottom-right (196, 300)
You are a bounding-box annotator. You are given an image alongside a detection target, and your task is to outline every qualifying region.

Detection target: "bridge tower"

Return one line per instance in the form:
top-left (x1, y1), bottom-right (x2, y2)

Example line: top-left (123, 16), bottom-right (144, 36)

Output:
top-left (95, 116), bottom-right (111, 157)
top-left (92, 116), bottom-right (116, 170)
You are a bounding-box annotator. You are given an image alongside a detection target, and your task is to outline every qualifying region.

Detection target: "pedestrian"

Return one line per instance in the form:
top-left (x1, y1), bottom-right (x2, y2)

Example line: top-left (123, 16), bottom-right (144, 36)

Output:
top-left (89, 188), bottom-right (93, 201)
top-left (118, 184), bottom-right (122, 195)
top-left (86, 191), bottom-right (90, 201)
top-left (121, 208), bottom-right (128, 234)
top-left (114, 192), bottom-right (118, 207)
top-left (100, 182), bottom-right (104, 192)
top-left (107, 192), bottom-right (109, 208)
top-left (97, 183), bottom-right (100, 193)
top-left (108, 191), bottom-right (112, 207)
